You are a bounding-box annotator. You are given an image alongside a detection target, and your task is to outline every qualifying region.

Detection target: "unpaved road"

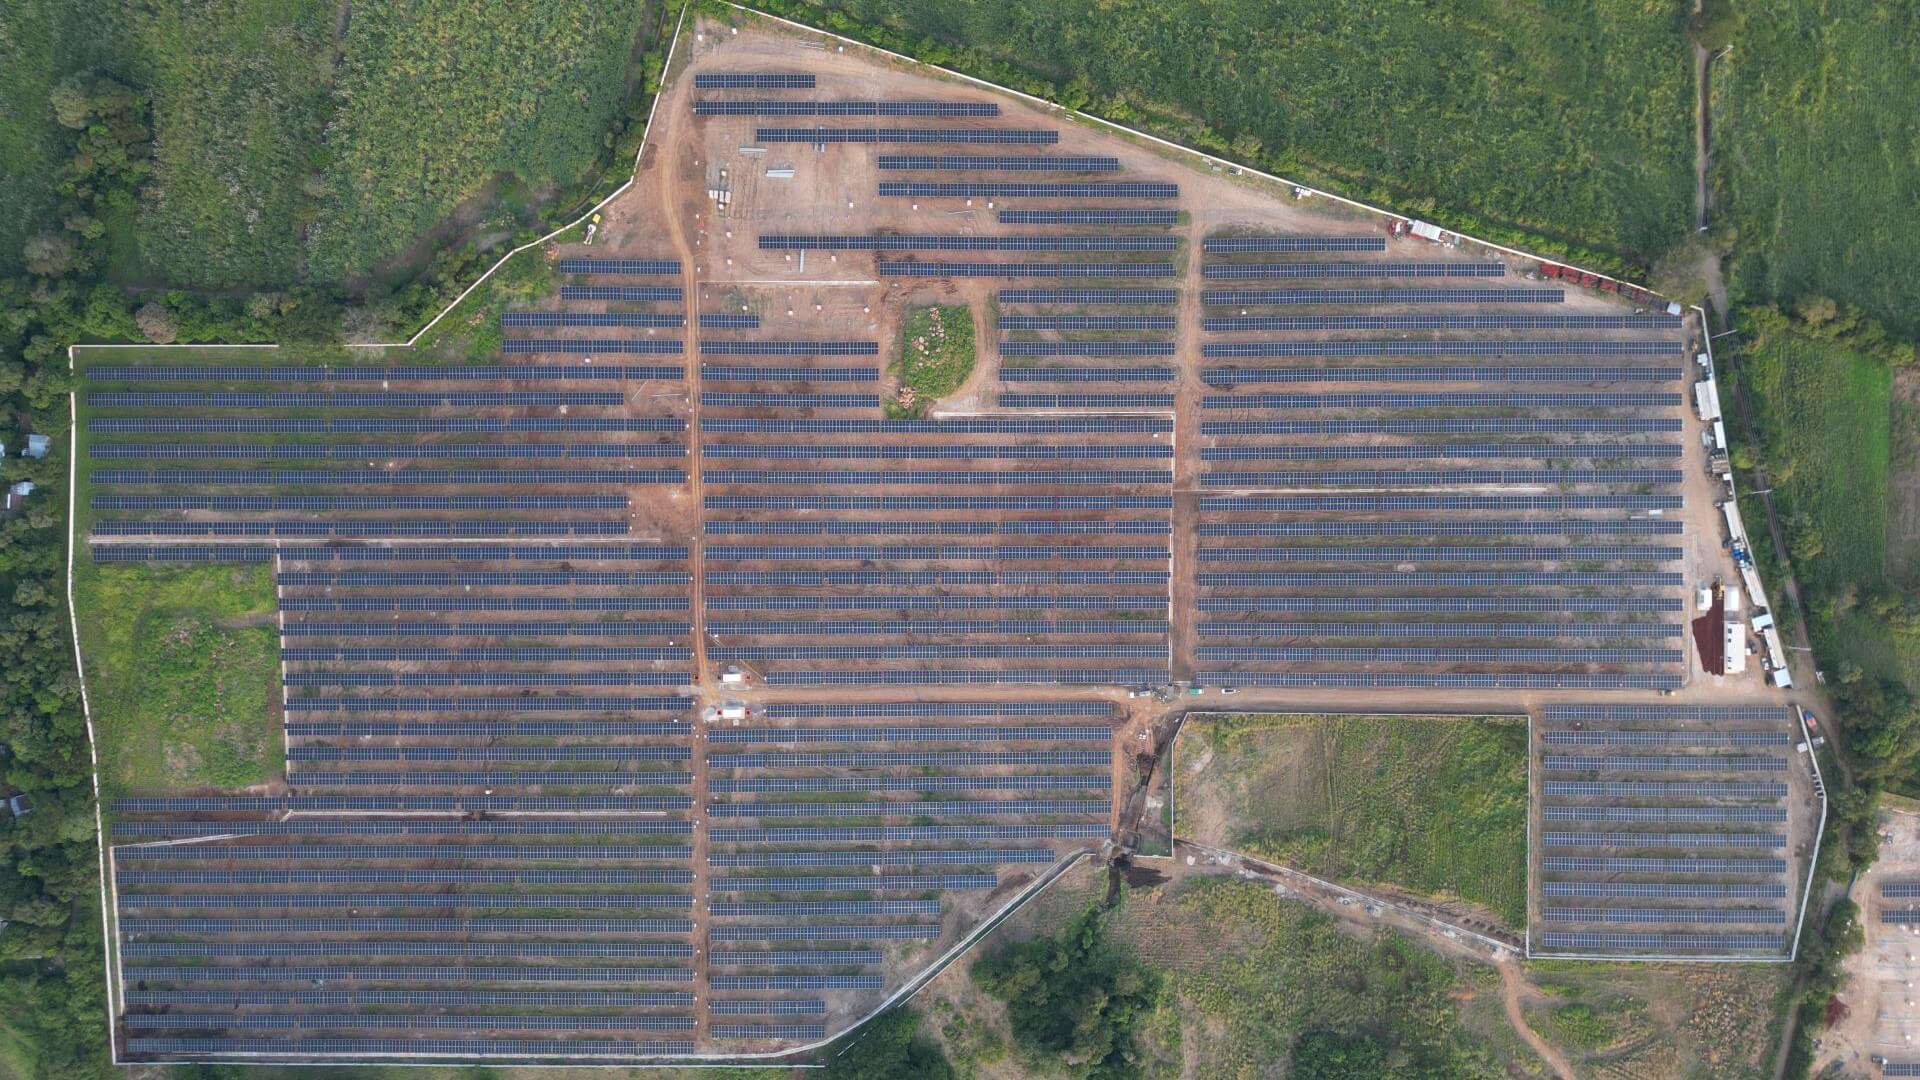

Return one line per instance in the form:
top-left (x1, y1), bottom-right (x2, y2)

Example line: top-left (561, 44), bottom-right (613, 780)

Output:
top-left (1500, 959), bottom-right (1577, 1080)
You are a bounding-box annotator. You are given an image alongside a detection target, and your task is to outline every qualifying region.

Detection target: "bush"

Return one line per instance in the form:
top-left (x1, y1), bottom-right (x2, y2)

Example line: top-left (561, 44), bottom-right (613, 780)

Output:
top-left (825, 1008), bottom-right (954, 1080)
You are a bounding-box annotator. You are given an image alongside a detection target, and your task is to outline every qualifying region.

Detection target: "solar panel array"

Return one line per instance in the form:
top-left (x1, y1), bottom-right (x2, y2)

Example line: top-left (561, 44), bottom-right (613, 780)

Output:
top-left (96, 60), bottom-right (1744, 1060)
top-left (701, 299), bottom-right (1176, 684)
top-left (699, 700), bottom-right (1111, 1016)
top-left (1193, 234), bottom-right (1691, 690)
top-left (1531, 705), bottom-right (1799, 958)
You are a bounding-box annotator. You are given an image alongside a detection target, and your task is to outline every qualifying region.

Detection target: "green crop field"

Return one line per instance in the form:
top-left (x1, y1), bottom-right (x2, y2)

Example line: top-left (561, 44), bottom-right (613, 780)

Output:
top-left (1718, 0), bottom-right (1920, 339)
top-left (1172, 712), bottom-right (1529, 928)
top-left (304, 0), bottom-right (650, 282)
top-left (124, 0), bottom-right (339, 287)
top-left (765, 0), bottom-right (1696, 274)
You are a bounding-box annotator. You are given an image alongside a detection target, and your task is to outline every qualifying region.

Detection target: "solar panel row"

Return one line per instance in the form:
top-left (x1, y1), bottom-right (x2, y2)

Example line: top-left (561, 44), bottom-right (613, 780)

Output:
top-left (695, 100), bottom-right (998, 116)
top-left (875, 155), bottom-right (1120, 171)
top-left (701, 417), bottom-right (1171, 433)
top-left (880, 261), bottom-right (1175, 278)
top-left (90, 392), bottom-right (630, 408)
top-left (1204, 236), bottom-right (1385, 252)
top-left (89, 364), bottom-right (680, 381)
top-left (1204, 313), bottom-right (1678, 330)
top-left (1200, 365), bottom-right (1680, 385)
top-left (92, 417), bottom-right (683, 433)
top-left (1202, 288), bottom-right (1558, 304)
top-left (762, 235), bottom-right (1175, 251)
top-left (756, 127), bottom-right (1054, 143)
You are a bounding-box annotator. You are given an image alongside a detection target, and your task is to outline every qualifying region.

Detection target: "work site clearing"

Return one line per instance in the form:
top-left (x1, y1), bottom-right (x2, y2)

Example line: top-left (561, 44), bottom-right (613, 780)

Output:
top-left (73, 11), bottom-right (1825, 1067)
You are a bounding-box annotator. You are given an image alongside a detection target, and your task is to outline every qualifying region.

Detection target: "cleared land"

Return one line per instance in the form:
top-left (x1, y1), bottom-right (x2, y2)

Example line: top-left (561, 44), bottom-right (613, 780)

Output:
top-left (73, 10), bottom-right (1795, 1064)
top-left (1171, 712), bottom-right (1528, 928)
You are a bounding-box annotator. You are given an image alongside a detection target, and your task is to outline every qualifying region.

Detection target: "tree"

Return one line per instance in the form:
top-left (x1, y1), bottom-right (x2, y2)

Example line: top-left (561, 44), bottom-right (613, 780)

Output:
top-left (973, 907), bottom-right (1161, 1078)
top-left (47, 76), bottom-right (94, 130)
top-left (1797, 294), bottom-right (1840, 327)
top-left (1292, 1029), bottom-right (1388, 1079)
top-left (134, 302), bottom-right (178, 344)
top-left (22, 233), bottom-right (78, 278)
top-left (824, 1008), bottom-right (954, 1080)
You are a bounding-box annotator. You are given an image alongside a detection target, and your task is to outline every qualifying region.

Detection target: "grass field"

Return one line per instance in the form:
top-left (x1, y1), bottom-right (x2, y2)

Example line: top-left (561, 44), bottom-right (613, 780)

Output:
top-left (1717, 0), bottom-right (1920, 339)
top-left (1173, 712), bottom-right (1529, 928)
top-left (777, 0), bottom-right (1695, 274)
top-left (1740, 330), bottom-right (1892, 592)
top-left (74, 562), bottom-right (282, 798)
top-left (0, 2), bottom-right (108, 278)
top-left (127, 0), bottom-right (338, 287)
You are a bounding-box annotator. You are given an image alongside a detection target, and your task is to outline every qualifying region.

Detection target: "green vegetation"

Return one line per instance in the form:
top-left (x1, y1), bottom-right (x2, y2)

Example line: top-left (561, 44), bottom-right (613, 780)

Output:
top-left (1174, 712), bottom-right (1529, 927)
top-left (128, 0), bottom-right (338, 287)
top-left (973, 906), bottom-right (1161, 1078)
top-left (3, 0), bottom-right (667, 305)
top-left (1537, 1003), bottom-right (1619, 1051)
top-left (891, 304), bottom-right (976, 415)
top-left (1526, 960), bottom-right (1789, 1078)
top-left (306, 1), bottom-right (651, 281)
top-left (1717, 0), bottom-right (1920, 340)
top-left (823, 1007), bottom-right (955, 1080)
top-left (739, 0), bottom-right (1695, 276)
top-left (1730, 306), bottom-right (1920, 798)
top-left (72, 564), bottom-right (281, 797)
top-left (411, 244), bottom-right (563, 361)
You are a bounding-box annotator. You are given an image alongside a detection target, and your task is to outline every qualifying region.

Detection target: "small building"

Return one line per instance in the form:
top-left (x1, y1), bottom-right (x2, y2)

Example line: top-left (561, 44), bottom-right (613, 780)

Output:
top-left (22, 434), bottom-right (50, 459)
top-left (5, 793), bottom-right (30, 819)
top-left (1724, 623), bottom-right (1749, 675)
top-left (1695, 378), bottom-right (1723, 422)
top-left (4, 481), bottom-right (32, 512)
